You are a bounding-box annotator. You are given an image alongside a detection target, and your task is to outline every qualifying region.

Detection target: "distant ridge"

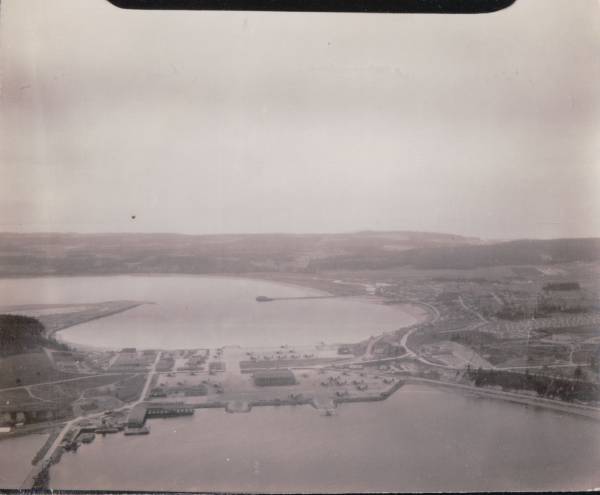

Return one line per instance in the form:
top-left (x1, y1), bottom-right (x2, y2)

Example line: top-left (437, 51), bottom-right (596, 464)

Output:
top-left (0, 232), bottom-right (598, 275)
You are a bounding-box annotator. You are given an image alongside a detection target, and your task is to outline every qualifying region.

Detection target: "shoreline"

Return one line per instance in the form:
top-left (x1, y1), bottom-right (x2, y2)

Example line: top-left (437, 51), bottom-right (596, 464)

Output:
top-left (43, 273), bottom-right (427, 350)
top-left (4, 272), bottom-right (599, 486)
top-left (405, 377), bottom-right (600, 421)
top-left (48, 302), bottom-right (148, 339)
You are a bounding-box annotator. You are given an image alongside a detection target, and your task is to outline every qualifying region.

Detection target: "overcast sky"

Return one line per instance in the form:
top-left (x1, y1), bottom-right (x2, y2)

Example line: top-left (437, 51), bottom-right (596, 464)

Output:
top-left (1, 0), bottom-right (598, 239)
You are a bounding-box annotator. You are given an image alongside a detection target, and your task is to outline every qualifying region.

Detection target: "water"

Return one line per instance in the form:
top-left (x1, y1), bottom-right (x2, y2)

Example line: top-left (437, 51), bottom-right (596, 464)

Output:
top-left (49, 385), bottom-right (600, 492)
top-left (0, 275), bottom-right (418, 348)
top-left (0, 433), bottom-right (48, 488)
top-left (4, 276), bottom-right (600, 491)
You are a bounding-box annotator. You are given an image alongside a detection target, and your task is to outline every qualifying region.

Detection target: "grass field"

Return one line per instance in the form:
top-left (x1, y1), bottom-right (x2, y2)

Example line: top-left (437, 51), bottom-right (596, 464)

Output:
top-left (0, 389), bottom-right (43, 409)
top-left (29, 374), bottom-right (136, 406)
top-left (0, 353), bottom-right (77, 389)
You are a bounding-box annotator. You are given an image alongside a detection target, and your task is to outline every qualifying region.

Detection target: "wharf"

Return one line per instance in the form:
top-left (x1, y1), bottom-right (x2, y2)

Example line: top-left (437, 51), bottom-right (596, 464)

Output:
top-left (126, 402), bottom-right (195, 428)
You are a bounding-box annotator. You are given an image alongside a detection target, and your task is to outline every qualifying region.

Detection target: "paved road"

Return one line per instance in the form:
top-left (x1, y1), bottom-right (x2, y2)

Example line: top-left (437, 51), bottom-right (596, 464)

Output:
top-left (135, 351), bottom-right (161, 406)
top-left (399, 301), bottom-right (441, 365)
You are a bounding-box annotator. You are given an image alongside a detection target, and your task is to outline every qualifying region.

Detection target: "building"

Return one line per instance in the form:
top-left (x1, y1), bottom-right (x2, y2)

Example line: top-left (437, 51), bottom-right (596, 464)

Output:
top-left (149, 387), bottom-right (167, 398)
top-left (209, 361), bottom-right (226, 373)
top-left (253, 369), bottom-right (296, 387)
top-left (153, 384), bottom-right (207, 397)
top-left (373, 341), bottom-right (405, 357)
top-left (0, 403), bottom-right (70, 426)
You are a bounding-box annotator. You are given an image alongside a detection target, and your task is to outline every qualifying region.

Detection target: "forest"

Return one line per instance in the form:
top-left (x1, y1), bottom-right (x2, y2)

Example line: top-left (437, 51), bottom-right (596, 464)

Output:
top-left (466, 367), bottom-right (600, 403)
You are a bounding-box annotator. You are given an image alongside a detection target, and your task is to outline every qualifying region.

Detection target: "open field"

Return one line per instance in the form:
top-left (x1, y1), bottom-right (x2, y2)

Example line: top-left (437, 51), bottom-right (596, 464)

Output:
top-left (0, 353), bottom-right (78, 389)
top-left (28, 374), bottom-right (138, 405)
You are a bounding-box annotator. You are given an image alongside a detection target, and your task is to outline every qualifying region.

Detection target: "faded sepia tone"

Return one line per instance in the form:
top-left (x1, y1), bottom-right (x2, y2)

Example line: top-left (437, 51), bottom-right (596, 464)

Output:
top-left (1, 0), bottom-right (600, 492)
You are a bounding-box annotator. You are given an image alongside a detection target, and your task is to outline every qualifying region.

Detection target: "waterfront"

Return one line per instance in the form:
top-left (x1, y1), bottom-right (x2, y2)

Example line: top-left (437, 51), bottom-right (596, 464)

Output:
top-left (50, 384), bottom-right (600, 492)
top-left (0, 276), bottom-right (418, 349)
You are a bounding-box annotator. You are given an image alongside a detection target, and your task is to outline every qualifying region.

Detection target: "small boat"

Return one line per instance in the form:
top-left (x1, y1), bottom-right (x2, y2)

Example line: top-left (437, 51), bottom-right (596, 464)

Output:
top-left (256, 296), bottom-right (274, 302)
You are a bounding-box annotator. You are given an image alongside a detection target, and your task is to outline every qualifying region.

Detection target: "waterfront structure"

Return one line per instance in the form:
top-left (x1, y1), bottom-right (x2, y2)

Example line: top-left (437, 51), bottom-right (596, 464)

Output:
top-left (127, 403), bottom-right (195, 428)
top-left (253, 369), bottom-right (297, 386)
top-left (127, 404), bottom-right (147, 428)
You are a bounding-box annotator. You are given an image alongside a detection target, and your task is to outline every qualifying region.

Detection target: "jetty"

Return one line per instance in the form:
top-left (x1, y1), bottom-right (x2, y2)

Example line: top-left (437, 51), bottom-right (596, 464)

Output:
top-left (256, 295), bottom-right (341, 302)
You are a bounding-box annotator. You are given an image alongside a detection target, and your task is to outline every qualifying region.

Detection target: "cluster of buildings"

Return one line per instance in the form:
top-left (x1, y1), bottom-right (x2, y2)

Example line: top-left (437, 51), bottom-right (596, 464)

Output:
top-left (0, 403), bottom-right (71, 428)
top-left (150, 383), bottom-right (207, 398)
top-left (253, 369), bottom-right (297, 387)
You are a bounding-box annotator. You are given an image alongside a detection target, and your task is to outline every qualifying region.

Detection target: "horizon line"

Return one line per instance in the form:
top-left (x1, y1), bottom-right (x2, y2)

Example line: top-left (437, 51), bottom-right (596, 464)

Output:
top-left (1, 230), bottom-right (599, 243)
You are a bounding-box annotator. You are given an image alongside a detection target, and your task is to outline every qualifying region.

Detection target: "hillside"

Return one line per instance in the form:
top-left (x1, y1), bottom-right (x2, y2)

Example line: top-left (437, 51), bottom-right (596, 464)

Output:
top-left (0, 231), bottom-right (476, 276)
top-left (308, 238), bottom-right (600, 271)
top-left (0, 232), bottom-right (598, 275)
top-left (0, 315), bottom-right (56, 356)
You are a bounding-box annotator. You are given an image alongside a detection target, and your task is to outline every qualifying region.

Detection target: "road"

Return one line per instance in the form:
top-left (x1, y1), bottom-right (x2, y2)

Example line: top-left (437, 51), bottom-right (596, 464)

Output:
top-left (24, 386), bottom-right (56, 403)
top-left (399, 301), bottom-right (440, 362)
top-left (20, 352), bottom-right (161, 489)
top-left (0, 373), bottom-right (136, 393)
top-left (497, 363), bottom-right (590, 371)
top-left (134, 351), bottom-right (161, 407)
top-left (364, 335), bottom-right (384, 359)
top-left (458, 296), bottom-right (487, 322)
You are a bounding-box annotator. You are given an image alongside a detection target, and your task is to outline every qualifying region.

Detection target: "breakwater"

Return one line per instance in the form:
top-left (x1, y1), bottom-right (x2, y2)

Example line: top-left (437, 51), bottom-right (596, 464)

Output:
top-left (256, 295), bottom-right (342, 302)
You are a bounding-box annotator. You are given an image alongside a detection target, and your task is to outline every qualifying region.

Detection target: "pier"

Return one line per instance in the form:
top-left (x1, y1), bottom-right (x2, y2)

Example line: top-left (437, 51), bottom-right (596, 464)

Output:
top-left (126, 402), bottom-right (194, 429)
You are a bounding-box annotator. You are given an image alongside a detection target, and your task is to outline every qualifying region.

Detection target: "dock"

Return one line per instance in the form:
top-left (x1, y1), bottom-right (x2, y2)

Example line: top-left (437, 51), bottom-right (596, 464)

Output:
top-left (127, 402), bottom-right (194, 428)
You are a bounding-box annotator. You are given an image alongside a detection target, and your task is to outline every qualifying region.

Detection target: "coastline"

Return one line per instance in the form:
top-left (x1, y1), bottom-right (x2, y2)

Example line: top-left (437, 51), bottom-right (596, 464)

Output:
top-left (405, 377), bottom-right (600, 422)
top-left (43, 273), bottom-right (427, 350)
top-left (4, 272), bottom-right (599, 489)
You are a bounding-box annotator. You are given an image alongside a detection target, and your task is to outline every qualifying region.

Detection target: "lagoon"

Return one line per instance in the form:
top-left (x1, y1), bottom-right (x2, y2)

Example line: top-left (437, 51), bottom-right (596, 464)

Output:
top-left (0, 275), bottom-right (419, 349)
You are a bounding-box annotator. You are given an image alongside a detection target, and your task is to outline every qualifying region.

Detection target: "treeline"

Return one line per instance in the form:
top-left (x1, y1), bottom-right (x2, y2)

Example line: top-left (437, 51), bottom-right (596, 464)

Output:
top-left (309, 238), bottom-right (600, 271)
top-left (0, 315), bottom-right (69, 356)
top-left (466, 367), bottom-right (600, 403)
top-left (1, 234), bottom-right (599, 275)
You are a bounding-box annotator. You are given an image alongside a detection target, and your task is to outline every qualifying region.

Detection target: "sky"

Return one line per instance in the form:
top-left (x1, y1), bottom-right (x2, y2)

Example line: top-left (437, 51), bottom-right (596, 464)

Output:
top-left (0, 0), bottom-right (599, 240)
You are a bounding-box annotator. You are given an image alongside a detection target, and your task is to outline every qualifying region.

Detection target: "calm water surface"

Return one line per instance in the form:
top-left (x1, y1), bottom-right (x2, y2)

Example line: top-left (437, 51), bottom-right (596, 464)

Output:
top-left (0, 275), bottom-right (417, 348)
top-left (0, 433), bottom-right (48, 488)
top-left (49, 385), bottom-right (600, 492)
top-left (4, 276), bottom-right (600, 491)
